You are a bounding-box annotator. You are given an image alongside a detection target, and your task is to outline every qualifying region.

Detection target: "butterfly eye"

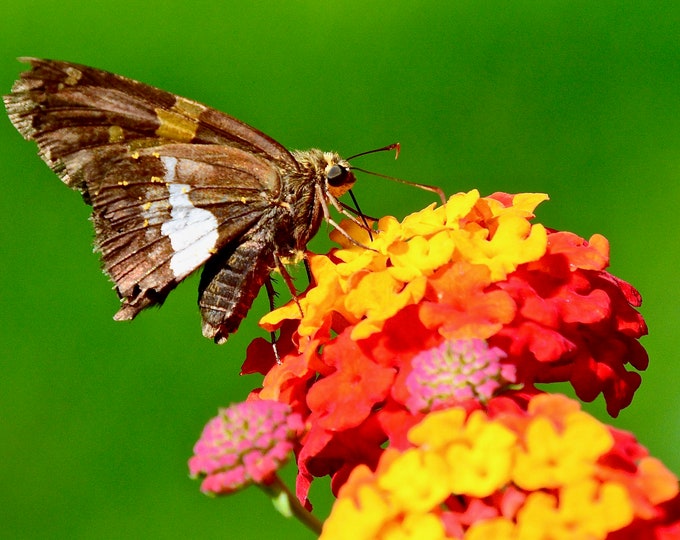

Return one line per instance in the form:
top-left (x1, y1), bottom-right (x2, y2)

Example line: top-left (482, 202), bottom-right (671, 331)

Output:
top-left (326, 164), bottom-right (349, 187)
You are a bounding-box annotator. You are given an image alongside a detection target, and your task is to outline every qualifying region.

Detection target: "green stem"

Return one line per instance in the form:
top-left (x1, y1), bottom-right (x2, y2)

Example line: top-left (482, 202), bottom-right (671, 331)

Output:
top-left (260, 475), bottom-right (323, 536)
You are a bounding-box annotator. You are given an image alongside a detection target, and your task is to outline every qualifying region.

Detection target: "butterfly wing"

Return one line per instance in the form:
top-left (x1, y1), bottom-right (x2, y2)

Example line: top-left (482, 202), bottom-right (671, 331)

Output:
top-left (4, 58), bottom-right (296, 321)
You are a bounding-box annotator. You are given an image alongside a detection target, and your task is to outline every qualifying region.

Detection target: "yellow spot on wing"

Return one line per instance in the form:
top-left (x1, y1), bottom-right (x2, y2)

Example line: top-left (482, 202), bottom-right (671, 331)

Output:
top-left (64, 66), bottom-right (83, 85)
top-left (155, 108), bottom-right (198, 142)
top-left (142, 202), bottom-right (152, 211)
top-left (150, 176), bottom-right (163, 183)
top-left (172, 96), bottom-right (206, 119)
top-left (130, 151), bottom-right (140, 159)
top-left (108, 125), bottom-right (124, 143)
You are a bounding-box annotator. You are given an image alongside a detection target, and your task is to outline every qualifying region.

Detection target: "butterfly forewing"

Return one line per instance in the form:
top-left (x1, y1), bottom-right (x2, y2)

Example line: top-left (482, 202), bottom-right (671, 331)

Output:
top-left (5, 58), bottom-right (296, 170)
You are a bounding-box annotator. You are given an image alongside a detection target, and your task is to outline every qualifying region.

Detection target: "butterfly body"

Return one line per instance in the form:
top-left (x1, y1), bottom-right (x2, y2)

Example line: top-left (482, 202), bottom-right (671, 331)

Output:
top-left (5, 58), bottom-right (356, 343)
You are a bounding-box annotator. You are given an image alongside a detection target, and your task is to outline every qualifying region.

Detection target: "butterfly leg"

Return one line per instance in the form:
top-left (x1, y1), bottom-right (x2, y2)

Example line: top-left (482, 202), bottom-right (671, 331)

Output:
top-left (273, 252), bottom-right (304, 319)
top-left (263, 277), bottom-right (282, 364)
top-left (314, 184), bottom-right (376, 252)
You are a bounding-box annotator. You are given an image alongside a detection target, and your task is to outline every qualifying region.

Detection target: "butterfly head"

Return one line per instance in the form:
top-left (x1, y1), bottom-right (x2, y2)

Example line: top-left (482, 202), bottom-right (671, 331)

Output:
top-left (322, 152), bottom-right (356, 198)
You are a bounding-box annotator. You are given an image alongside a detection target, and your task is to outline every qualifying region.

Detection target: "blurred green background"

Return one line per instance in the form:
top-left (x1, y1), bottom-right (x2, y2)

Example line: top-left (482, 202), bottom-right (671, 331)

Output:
top-left (1, 1), bottom-right (678, 538)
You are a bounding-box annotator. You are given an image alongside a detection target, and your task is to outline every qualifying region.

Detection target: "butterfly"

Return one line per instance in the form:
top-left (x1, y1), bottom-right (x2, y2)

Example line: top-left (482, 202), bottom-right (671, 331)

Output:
top-left (4, 58), bottom-right (391, 344)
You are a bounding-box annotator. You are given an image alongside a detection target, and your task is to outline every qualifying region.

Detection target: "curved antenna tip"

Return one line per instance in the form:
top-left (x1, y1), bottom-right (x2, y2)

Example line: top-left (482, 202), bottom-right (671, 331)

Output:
top-left (347, 143), bottom-right (400, 162)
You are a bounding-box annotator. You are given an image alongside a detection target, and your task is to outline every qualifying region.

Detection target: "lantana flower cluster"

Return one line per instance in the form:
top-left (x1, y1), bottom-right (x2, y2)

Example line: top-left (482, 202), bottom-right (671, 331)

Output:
top-left (322, 394), bottom-right (680, 539)
top-left (190, 191), bottom-right (677, 538)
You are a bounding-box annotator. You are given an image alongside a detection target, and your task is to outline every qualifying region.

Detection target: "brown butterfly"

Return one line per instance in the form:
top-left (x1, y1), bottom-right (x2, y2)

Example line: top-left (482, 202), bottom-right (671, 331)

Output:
top-left (5, 58), bottom-right (400, 344)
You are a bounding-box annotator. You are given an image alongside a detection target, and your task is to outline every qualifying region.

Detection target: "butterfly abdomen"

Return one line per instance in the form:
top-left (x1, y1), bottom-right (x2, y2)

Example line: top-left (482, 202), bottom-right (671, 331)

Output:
top-left (198, 223), bottom-right (277, 343)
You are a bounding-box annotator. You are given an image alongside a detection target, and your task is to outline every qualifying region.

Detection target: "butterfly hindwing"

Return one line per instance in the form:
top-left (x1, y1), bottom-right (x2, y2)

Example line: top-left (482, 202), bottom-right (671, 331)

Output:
top-left (89, 143), bottom-right (283, 319)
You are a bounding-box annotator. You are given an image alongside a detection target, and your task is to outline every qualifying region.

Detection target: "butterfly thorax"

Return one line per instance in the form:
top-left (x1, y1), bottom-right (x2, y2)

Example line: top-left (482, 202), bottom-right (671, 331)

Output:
top-left (288, 149), bottom-right (355, 250)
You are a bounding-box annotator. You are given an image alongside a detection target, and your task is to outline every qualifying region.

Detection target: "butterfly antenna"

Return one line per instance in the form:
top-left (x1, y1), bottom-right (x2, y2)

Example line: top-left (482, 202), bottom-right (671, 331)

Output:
top-left (348, 143), bottom-right (447, 204)
top-left (347, 142), bottom-right (400, 161)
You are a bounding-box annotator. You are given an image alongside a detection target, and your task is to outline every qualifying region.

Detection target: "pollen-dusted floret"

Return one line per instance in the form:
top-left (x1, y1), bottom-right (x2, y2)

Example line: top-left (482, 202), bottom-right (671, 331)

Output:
top-left (188, 400), bottom-right (304, 495)
top-left (405, 338), bottom-right (515, 412)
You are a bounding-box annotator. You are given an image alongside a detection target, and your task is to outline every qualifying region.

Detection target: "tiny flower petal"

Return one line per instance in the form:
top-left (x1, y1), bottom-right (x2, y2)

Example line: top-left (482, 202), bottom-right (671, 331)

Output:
top-left (307, 332), bottom-right (396, 429)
